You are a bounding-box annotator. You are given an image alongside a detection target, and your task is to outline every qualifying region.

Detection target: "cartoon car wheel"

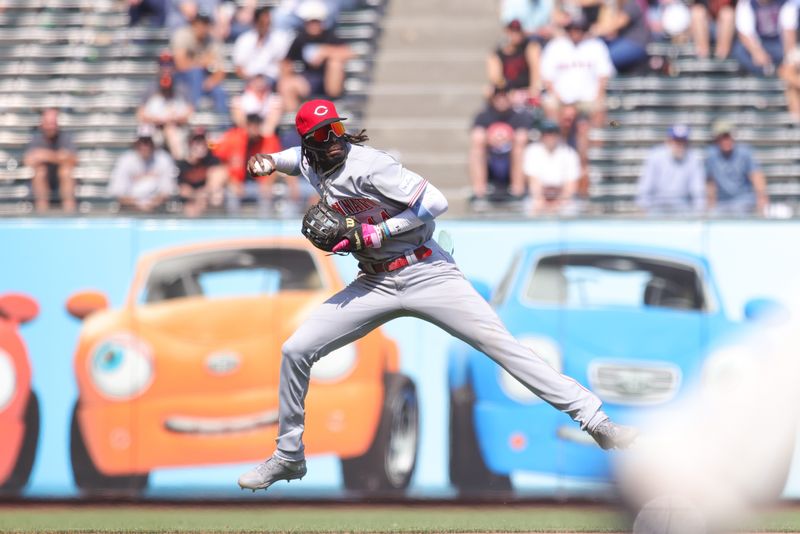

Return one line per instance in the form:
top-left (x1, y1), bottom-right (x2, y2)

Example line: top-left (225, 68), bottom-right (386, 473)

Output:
top-left (70, 403), bottom-right (149, 494)
top-left (341, 373), bottom-right (418, 492)
top-left (449, 384), bottom-right (511, 493)
top-left (0, 392), bottom-right (40, 493)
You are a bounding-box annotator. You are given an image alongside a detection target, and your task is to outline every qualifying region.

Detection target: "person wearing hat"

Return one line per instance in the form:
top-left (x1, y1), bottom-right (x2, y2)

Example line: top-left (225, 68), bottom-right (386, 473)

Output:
top-left (469, 86), bottom-right (533, 209)
top-left (487, 19), bottom-right (542, 105)
top-left (705, 119), bottom-right (767, 215)
top-left (636, 124), bottom-right (706, 214)
top-left (231, 75), bottom-right (283, 137)
top-left (279, 0), bottom-right (353, 111)
top-left (107, 126), bottom-right (178, 213)
top-left (523, 119), bottom-right (582, 215)
top-left (176, 128), bottom-right (228, 217)
top-left (213, 113), bottom-right (293, 216)
top-left (541, 12), bottom-right (613, 125)
top-left (170, 11), bottom-right (228, 113)
top-left (237, 99), bottom-right (638, 491)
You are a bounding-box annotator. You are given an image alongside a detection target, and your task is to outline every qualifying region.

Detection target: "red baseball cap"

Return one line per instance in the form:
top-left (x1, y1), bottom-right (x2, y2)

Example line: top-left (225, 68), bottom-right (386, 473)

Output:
top-left (295, 99), bottom-right (347, 136)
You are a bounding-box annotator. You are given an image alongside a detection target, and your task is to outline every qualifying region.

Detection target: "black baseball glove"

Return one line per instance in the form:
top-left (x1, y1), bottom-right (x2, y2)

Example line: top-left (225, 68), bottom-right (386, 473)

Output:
top-left (301, 202), bottom-right (365, 252)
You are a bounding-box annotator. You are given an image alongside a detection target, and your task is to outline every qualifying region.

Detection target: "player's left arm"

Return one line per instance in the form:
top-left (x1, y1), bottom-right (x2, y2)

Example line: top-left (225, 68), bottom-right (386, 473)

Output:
top-left (357, 158), bottom-right (449, 249)
top-left (361, 181), bottom-right (448, 247)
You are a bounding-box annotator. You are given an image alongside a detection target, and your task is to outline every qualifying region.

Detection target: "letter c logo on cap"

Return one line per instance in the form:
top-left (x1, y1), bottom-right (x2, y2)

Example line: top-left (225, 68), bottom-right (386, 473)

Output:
top-left (314, 105), bottom-right (328, 116)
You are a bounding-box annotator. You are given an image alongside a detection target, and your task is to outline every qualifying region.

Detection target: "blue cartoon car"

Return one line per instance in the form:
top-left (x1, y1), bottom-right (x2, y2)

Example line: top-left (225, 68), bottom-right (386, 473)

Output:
top-left (448, 242), bottom-right (777, 491)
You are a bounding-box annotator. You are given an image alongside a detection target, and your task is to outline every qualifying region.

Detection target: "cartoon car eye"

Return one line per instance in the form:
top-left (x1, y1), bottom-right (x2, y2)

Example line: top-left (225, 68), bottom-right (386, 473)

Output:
top-left (311, 344), bottom-right (356, 382)
top-left (89, 334), bottom-right (154, 400)
top-left (0, 347), bottom-right (16, 411)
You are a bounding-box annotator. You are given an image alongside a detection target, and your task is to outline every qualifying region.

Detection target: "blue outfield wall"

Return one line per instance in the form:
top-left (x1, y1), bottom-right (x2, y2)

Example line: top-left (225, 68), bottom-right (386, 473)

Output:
top-left (2, 217), bottom-right (800, 499)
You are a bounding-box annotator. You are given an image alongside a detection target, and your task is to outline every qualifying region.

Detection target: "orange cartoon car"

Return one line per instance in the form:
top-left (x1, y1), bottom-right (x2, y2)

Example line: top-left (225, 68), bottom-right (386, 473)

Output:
top-left (0, 293), bottom-right (40, 494)
top-left (66, 238), bottom-right (417, 494)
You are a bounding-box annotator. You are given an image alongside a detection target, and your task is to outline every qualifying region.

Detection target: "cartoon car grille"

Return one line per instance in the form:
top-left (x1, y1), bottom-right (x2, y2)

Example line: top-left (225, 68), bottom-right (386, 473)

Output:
top-left (588, 362), bottom-right (681, 405)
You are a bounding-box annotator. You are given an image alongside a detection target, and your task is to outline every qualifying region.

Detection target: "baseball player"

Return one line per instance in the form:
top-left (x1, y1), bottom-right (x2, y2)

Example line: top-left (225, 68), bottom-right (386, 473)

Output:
top-left (237, 99), bottom-right (637, 491)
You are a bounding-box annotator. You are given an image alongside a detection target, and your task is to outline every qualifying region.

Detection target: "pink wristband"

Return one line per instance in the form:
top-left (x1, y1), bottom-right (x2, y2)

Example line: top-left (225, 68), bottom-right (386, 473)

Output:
top-left (362, 224), bottom-right (382, 248)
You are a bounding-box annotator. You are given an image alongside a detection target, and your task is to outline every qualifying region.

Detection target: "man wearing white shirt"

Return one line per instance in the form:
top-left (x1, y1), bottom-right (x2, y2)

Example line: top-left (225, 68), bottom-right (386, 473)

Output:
top-left (233, 6), bottom-right (293, 82)
top-left (732, 0), bottom-right (798, 75)
top-left (540, 14), bottom-right (614, 124)
top-left (523, 119), bottom-right (582, 215)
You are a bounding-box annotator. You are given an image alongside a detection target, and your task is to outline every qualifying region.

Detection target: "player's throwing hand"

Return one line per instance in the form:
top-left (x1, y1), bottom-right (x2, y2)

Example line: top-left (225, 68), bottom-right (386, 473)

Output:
top-left (247, 154), bottom-right (276, 177)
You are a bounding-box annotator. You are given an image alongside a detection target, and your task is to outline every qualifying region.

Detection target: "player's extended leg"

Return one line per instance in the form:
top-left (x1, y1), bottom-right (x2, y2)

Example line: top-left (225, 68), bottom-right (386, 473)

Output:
top-left (399, 256), bottom-right (636, 449)
top-left (238, 274), bottom-right (402, 490)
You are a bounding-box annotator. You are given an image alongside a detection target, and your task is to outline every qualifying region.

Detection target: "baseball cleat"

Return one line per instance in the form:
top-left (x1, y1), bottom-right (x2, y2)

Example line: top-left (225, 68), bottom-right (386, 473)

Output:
top-left (237, 456), bottom-right (307, 491)
top-left (588, 419), bottom-right (639, 450)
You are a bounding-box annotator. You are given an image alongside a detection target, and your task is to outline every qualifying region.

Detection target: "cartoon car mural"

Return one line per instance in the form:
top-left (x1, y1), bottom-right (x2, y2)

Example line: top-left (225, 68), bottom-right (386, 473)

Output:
top-left (448, 242), bottom-right (778, 491)
top-left (66, 238), bottom-right (417, 494)
top-left (0, 292), bottom-right (40, 494)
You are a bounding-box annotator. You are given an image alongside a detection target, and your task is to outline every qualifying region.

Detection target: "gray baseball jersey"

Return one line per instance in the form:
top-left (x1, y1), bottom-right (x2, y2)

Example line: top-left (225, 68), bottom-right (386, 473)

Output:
top-left (298, 144), bottom-right (433, 263)
top-left (270, 142), bottom-right (609, 464)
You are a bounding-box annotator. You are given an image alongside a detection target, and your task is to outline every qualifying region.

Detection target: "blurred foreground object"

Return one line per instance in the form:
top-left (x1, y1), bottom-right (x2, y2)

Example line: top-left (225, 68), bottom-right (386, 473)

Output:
top-left (617, 293), bottom-right (797, 532)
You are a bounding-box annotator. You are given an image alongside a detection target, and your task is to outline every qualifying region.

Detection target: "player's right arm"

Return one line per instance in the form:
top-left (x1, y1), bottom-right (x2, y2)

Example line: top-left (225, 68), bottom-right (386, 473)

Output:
top-left (247, 147), bottom-right (302, 177)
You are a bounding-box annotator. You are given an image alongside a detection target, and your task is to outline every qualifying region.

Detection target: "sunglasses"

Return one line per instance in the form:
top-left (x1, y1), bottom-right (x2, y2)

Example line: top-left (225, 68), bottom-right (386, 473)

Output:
top-left (305, 121), bottom-right (345, 143)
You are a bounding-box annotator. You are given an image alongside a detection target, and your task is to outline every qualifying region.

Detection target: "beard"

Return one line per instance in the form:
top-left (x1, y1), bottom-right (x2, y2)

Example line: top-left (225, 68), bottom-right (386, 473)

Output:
top-left (303, 137), bottom-right (348, 175)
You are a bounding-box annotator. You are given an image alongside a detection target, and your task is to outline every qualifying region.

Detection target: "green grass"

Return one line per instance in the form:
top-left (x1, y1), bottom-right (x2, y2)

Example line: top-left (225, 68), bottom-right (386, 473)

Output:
top-left (0, 505), bottom-right (626, 533)
top-left (2, 504), bottom-right (800, 533)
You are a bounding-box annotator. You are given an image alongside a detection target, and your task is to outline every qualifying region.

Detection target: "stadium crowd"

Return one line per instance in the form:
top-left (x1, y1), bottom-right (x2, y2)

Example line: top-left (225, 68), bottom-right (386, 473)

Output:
top-left (25, 0), bottom-right (365, 216)
top-left (13, 0), bottom-right (799, 218)
top-left (468, 0), bottom-right (800, 216)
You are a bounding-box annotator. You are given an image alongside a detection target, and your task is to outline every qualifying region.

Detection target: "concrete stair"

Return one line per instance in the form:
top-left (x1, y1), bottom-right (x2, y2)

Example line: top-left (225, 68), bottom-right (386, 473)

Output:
top-left (364, 0), bottom-right (499, 208)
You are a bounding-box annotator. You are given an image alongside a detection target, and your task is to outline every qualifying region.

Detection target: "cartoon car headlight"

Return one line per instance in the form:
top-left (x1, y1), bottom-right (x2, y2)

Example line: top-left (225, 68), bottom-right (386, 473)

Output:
top-left (311, 344), bottom-right (357, 383)
top-left (0, 347), bottom-right (16, 411)
top-left (498, 336), bottom-right (561, 403)
top-left (88, 333), bottom-right (154, 400)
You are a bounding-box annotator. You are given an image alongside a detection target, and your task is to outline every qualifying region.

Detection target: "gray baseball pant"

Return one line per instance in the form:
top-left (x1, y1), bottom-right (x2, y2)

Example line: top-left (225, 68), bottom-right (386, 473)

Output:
top-left (274, 243), bottom-right (606, 461)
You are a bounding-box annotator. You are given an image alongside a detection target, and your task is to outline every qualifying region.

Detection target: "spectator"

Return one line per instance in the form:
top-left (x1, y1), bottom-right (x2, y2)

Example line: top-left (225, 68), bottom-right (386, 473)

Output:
top-left (233, 6), bottom-right (294, 82)
top-left (592, 0), bottom-right (651, 73)
top-left (488, 20), bottom-right (541, 104)
top-left (468, 87), bottom-right (532, 209)
top-left (636, 125), bottom-right (705, 214)
top-left (523, 119), bottom-right (582, 215)
top-left (129, 0), bottom-right (167, 27)
top-left (781, 46), bottom-right (800, 124)
top-left (501, 0), bottom-right (557, 39)
top-left (213, 113), bottom-right (294, 215)
top-left (165, 0), bottom-right (220, 30)
top-left (279, 1), bottom-right (354, 111)
top-left (690, 0), bottom-right (735, 59)
top-left (231, 75), bottom-right (283, 135)
top-left (554, 0), bottom-right (597, 28)
top-left (271, 0), bottom-right (348, 32)
top-left (177, 128), bottom-right (228, 217)
top-left (222, 0), bottom-right (259, 43)
top-left (171, 12), bottom-right (228, 113)
top-left (732, 0), bottom-right (798, 76)
top-left (650, 0), bottom-right (692, 43)
top-left (137, 53), bottom-right (194, 159)
top-left (108, 128), bottom-right (178, 213)
top-left (556, 104), bottom-right (591, 197)
top-left (540, 13), bottom-right (613, 126)
top-left (23, 108), bottom-right (77, 213)
top-left (705, 119), bottom-right (768, 215)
